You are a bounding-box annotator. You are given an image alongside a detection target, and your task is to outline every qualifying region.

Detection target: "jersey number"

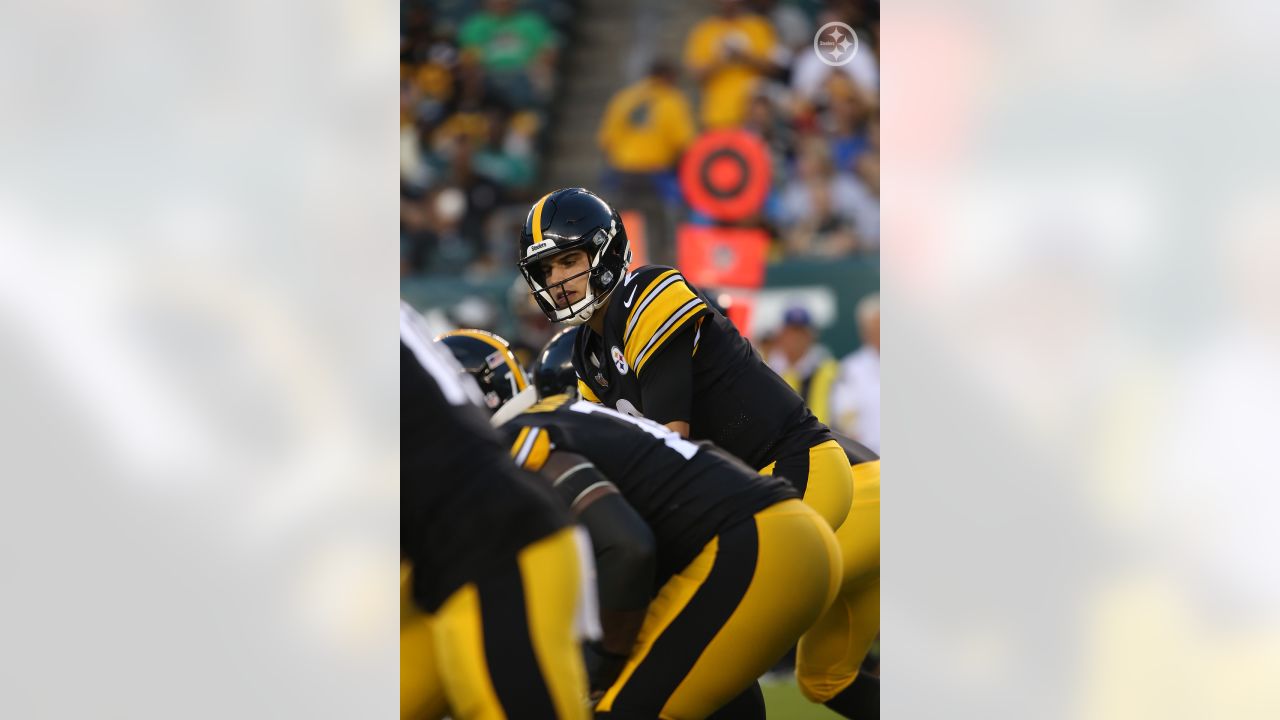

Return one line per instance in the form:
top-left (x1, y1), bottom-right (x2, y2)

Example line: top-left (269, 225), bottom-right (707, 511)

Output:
top-left (569, 401), bottom-right (699, 460)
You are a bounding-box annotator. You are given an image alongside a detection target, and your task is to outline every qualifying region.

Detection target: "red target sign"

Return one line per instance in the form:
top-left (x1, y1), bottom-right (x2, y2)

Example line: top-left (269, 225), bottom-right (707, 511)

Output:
top-left (679, 129), bottom-right (772, 222)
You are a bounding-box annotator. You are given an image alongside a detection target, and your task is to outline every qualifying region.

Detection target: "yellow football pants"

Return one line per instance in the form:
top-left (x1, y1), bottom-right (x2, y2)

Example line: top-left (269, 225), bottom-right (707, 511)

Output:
top-left (595, 499), bottom-right (841, 719)
top-left (796, 461), bottom-right (881, 702)
top-left (400, 528), bottom-right (592, 720)
top-left (759, 439), bottom-right (855, 532)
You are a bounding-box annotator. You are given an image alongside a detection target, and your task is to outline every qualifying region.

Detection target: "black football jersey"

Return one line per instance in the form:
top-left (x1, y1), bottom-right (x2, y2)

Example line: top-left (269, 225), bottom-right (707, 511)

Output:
top-left (572, 265), bottom-right (833, 475)
top-left (499, 395), bottom-right (798, 584)
top-left (401, 304), bottom-right (567, 612)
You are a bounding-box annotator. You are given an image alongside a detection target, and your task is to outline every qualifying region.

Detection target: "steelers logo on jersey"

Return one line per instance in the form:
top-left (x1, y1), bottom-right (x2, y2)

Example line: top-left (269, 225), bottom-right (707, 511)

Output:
top-left (611, 345), bottom-right (630, 375)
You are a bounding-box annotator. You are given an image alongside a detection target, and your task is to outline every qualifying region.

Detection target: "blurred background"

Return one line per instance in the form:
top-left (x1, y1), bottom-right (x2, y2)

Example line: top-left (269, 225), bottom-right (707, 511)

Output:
top-left (399, 0), bottom-right (881, 458)
top-left (5, 0), bottom-right (1277, 716)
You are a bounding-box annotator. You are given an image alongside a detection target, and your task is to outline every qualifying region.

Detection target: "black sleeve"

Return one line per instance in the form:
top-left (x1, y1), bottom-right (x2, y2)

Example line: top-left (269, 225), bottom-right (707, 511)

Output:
top-left (550, 459), bottom-right (656, 612)
top-left (637, 324), bottom-right (695, 425)
top-left (550, 456), bottom-right (654, 686)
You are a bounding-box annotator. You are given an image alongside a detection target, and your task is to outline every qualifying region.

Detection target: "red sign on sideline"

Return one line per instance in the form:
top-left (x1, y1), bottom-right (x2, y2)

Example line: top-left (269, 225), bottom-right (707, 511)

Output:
top-left (676, 224), bottom-right (768, 289)
top-left (720, 293), bottom-right (755, 341)
top-left (619, 210), bottom-right (648, 268)
top-left (679, 129), bottom-right (772, 222)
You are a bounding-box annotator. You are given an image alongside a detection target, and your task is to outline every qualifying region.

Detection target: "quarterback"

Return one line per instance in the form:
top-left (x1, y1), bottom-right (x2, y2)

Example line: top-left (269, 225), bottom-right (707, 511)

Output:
top-left (517, 188), bottom-right (880, 717)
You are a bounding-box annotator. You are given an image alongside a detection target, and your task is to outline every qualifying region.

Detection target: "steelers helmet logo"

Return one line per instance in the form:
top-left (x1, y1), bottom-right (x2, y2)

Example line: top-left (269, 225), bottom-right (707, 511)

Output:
top-left (610, 345), bottom-right (629, 375)
top-left (813, 21), bottom-right (859, 67)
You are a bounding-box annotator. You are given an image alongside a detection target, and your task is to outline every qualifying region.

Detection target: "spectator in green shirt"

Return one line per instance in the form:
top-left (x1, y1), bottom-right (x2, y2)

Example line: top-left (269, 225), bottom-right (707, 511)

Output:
top-left (458, 0), bottom-right (559, 107)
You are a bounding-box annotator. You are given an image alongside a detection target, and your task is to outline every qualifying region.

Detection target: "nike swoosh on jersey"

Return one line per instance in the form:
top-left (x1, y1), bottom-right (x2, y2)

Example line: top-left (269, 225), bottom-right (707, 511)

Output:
top-left (622, 286), bottom-right (639, 308)
top-left (623, 270), bottom-right (638, 286)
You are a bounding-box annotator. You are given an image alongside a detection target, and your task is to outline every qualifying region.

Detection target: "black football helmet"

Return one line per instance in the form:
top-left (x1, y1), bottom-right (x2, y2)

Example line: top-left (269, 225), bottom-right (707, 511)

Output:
top-left (435, 329), bottom-right (537, 424)
top-left (532, 326), bottom-right (580, 399)
top-left (517, 188), bottom-right (632, 326)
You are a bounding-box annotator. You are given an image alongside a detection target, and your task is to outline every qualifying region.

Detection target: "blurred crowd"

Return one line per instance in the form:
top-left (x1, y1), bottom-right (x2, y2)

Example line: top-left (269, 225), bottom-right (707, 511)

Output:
top-left (402, 0), bottom-right (880, 448)
top-left (400, 0), bottom-right (571, 275)
top-left (401, 0), bottom-right (880, 276)
top-left (763, 294), bottom-right (880, 452)
top-left (600, 0), bottom-right (880, 259)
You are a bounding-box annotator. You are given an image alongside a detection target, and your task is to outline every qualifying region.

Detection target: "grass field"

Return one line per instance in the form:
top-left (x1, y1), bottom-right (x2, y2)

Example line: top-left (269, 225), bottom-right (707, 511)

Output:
top-left (761, 678), bottom-right (844, 718)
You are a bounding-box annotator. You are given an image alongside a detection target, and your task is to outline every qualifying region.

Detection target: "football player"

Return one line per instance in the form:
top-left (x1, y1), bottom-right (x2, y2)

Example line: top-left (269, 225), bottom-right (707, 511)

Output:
top-left (516, 189), bottom-right (879, 717)
top-left (400, 302), bottom-right (592, 720)
top-left (438, 330), bottom-right (842, 720)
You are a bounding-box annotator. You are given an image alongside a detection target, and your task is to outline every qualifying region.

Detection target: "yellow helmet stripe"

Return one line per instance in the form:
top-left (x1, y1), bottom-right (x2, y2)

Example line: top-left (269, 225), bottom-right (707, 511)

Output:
top-left (446, 329), bottom-right (528, 392)
top-left (530, 191), bottom-right (553, 245)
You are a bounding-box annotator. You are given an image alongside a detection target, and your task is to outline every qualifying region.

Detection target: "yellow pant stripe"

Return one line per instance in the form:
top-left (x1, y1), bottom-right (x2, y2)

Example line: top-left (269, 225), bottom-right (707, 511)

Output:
top-left (595, 536), bottom-right (719, 713)
top-left (401, 529), bottom-right (591, 720)
top-left (432, 584), bottom-right (504, 719)
top-left (518, 529), bottom-right (593, 719)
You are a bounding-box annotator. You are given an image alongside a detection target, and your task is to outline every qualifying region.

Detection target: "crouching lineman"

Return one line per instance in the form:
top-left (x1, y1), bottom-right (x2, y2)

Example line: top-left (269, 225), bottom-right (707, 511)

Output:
top-left (518, 189), bottom-right (880, 718)
top-left (400, 303), bottom-right (592, 720)
top-left (438, 329), bottom-right (842, 720)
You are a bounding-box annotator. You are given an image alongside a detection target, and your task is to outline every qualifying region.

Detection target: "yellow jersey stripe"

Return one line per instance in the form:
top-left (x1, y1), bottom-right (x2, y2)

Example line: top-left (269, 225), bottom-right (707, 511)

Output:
top-left (623, 270), bottom-right (679, 343)
top-left (522, 428), bottom-right (553, 471)
top-left (529, 393), bottom-right (574, 413)
top-left (448, 329), bottom-right (527, 392)
top-left (624, 278), bottom-right (705, 367)
top-left (513, 427), bottom-right (547, 469)
top-left (509, 427), bottom-right (532, 464)
top-left (577, 379), bottom-right (601, 403)
top-left (634, 298), bottom-right (705, 375)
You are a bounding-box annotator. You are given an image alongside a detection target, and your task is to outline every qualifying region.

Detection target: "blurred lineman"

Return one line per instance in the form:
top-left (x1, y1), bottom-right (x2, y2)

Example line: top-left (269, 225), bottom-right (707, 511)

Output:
top-left (766, 306), bottom-right (841, 427)
top-left (516, 188), bottom-right (879, 716)
top-left (440, 330), bottom-right (839, 717)
top-left (438, 330), bottom-right (841, 719)
top-left (830, 293), bottom-right (880, 453)
top-left (597, 59), bottom-right (697, 181)
top-left (400, 303), bottom-right (591, 720)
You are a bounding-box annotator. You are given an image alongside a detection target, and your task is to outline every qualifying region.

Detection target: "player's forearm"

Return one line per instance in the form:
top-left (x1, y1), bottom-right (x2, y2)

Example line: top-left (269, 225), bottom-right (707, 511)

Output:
top-left (576, 492), bottom-right (655, 691)
top-left (664, 420), bottom-right (690, 437)
top-left (578, 492), bottom-right (656, 614)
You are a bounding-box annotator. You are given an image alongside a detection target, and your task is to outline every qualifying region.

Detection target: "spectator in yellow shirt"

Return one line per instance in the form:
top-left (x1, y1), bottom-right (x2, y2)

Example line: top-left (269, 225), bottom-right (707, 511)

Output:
top-left (683, 0), bottom-right (781, 129)
top-left (767, 306), bottom-right (842, 426)
top-left (597, 60), bottom-right (697, 178)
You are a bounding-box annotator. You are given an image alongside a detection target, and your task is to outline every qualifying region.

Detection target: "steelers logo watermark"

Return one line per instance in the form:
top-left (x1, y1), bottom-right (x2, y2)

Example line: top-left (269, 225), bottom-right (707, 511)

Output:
top-left (813, 21), bottom-right (859, 67)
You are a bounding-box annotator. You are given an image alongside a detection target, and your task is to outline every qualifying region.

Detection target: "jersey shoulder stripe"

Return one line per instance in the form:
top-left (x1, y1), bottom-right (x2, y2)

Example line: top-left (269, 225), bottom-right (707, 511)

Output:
top-left (634, 296), bottom-right (706, 374)
top-left (620, 267), bottom-right (707, 372)
top-left (623, 267), bottom-right (681, 342)
top-left (508, 425), bottom-right (552, 471)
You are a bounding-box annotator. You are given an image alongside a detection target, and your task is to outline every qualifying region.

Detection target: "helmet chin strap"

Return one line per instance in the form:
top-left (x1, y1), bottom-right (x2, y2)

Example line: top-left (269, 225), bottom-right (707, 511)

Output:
top-left (556, 287), bottom-right (598, 326)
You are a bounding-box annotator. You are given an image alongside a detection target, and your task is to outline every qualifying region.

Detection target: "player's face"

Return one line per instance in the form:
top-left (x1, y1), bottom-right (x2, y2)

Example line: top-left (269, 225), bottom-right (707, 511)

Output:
top-left (539, 250), bottom-right (591, 309)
